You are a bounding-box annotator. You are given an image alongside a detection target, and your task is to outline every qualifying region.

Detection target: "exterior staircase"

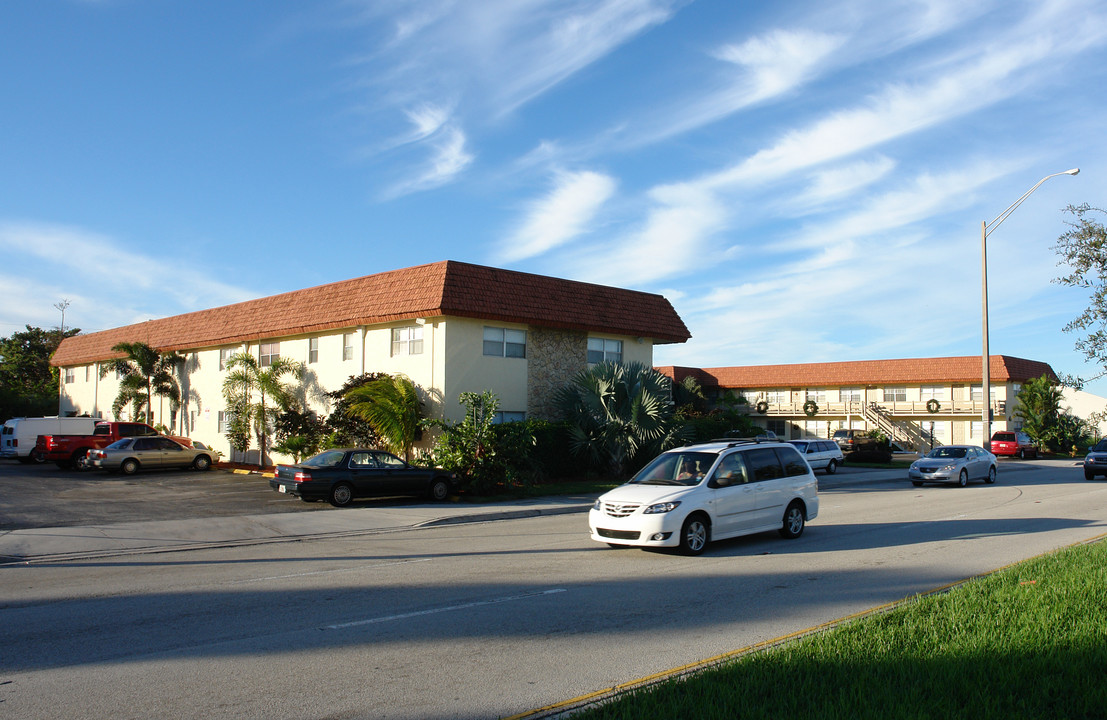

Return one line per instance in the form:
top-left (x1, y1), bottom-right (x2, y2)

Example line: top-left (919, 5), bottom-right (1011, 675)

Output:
top-left (863, 402), bottom-right (929, 450)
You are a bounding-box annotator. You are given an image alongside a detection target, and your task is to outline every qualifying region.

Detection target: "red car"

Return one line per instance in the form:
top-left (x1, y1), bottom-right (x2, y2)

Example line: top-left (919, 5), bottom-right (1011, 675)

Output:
top-left (988, 431), bottom-right (1038, 459)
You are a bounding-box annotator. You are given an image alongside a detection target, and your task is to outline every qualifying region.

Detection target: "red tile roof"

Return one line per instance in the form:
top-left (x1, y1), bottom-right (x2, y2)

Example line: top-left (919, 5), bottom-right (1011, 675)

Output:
top-left (657, 356), bottom-right (1058, 388)
top-left (52, 261), bottom-right (691, 367)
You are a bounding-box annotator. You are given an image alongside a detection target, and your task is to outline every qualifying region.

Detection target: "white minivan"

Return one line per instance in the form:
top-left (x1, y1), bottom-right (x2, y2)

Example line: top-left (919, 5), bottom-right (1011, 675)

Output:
top-left (589, 439), bottom-right (819, 555)
top-left (1, 416), bottom-right (100, 463)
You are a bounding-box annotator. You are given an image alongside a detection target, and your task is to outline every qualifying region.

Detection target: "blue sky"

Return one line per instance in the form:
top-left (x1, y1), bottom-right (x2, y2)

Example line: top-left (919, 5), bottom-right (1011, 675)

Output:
top-left (3, 1), bottom-right (1107, 394)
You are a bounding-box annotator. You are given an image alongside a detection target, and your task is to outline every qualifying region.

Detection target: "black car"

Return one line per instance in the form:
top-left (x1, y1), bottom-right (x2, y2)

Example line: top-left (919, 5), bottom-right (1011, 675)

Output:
top-left (1083, 439), bottom-right (1107, 480)
top-left (270, 449), bottom-right (457, 507)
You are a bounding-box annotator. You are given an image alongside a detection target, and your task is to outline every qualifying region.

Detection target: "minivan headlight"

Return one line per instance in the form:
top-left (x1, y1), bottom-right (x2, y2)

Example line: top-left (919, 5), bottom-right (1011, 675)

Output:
top-left (592, 499), bottom-right (602, 511)
top-left (644, 501), bottom-right (681, 514)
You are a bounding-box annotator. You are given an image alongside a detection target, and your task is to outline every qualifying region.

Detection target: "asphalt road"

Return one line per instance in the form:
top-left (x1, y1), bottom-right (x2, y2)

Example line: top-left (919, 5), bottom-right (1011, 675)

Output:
top-left (2, 460), bottom-right (1105, 719)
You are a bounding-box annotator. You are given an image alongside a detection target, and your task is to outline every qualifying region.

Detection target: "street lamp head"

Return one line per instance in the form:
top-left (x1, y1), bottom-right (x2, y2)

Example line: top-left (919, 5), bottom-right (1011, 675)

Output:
top-left (1063, 168), bottom-right (1080, 176)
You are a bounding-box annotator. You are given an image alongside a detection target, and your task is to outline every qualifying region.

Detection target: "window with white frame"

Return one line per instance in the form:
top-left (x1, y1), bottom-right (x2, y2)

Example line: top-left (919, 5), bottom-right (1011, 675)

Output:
top-left (969, 385), bottom-right (996, 402)
top-left (391, 326), bottom-right (424, 356)
top-left (767, 419), bottom-right (787, 437)
top-left (64, 368), bottom-right (74, 384)
top-left (805, 388), bottom-right (826, 404)
top-left (765, 389), bottom-right (788, 405)
top-left (259, 342), bottom-right (279, 367)
top-left (883, 387), bottom-right (907, 402)
top-left (343, 333), bottom-right (355, 361)
top-left (920, 385), bottom-right (947, 400)
top-left (804, 420), bottom-right (829, 438)
top-left (308, 337), bottom-right (319, 364)
top-left (587, 338), bottom-right (623, 364)
top-left (483, 327), bottom-right (526, 358)
top-left (218, 411), bottom-right (232, 434)
top-left (841, 387), bottom-right (862, 402)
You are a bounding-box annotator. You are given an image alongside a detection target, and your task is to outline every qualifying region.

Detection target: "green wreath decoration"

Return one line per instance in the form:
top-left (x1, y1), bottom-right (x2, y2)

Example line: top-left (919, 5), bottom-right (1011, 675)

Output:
top-left (803, 400), bottom-right (818, 417)
top-left (926, 399), bottom-right (940, 413)
top-left (755, 400), bottom-right (769, 414)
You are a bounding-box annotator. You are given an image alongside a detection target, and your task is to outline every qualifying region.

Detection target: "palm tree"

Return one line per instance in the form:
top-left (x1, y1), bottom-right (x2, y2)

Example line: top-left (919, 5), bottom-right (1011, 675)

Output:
top-left (1016, 374), bottom-right (1064, 450)
top-left (556, 361), bottom-right (688, 477)
top-left (100, 342), bottom-right (183, 426)
top-left (222, 351), bottom-right (304, 464)
top-left (345, 374), bottom-right (423, 461)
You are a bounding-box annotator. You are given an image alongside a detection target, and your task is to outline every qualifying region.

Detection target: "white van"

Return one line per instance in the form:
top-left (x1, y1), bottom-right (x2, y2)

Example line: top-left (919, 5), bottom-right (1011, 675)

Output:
top-left (1, 416), bottom-right (100, 463)
top-left (589, 439), bottom-right (819, 556)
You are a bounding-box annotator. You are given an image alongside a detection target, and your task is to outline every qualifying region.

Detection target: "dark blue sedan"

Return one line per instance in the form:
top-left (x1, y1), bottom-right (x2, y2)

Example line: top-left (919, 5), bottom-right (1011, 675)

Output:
top-left (271, 448), bottom-right (457, 507)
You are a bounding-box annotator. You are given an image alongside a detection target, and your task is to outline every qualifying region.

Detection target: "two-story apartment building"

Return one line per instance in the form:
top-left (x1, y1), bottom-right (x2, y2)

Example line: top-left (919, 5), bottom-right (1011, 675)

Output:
top-left (51, 261), bottom-right (690, 463)
top-left (659, 356), bottom-right (1057, 450)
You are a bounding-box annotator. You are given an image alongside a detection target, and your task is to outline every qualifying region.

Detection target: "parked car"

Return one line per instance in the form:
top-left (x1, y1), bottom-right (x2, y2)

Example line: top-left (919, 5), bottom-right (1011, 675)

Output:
top-left (87, 436), bottom-right (216, 474)
top-left (832, 429), bottom-right (868, 452)
top-left (787, 439), bottom-right (844, 474)
top-left (1, 416), bottom-right (100, 463)
top-left (1082, 439), bottom-right (1107, 480)
top-left (588, 439), bottom-right (819, 556)
top-left (35, 421), bottom-right (190, 470)
top-left (988, 431), bottom-right (1038, 459)
top-left (270, 449), bottom-right (457, 507)
top-left (908, 445), bottom-right (997, 487)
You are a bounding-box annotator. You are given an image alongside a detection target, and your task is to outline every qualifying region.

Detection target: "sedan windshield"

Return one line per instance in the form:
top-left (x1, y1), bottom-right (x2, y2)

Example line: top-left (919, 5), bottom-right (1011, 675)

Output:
top-left (927, 447), bottom-right (967, 459)
top-left (302, 450), bottom-right (347, 468)
top-left (631, 452), bottom-right (716, 486)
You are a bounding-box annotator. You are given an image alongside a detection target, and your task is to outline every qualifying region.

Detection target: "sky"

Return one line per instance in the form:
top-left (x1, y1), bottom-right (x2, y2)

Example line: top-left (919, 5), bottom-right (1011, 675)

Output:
top-left (2, 0), bottom-right (1107, 395)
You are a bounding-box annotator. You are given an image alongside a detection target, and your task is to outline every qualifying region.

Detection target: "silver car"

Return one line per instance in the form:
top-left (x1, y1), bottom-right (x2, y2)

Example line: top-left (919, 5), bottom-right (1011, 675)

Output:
top-left (788, 439), bottom-right (844, 474)
top-left (909, 445), bottom-right (996, 487)
top-left (88, 436), bottom-right (216, 475)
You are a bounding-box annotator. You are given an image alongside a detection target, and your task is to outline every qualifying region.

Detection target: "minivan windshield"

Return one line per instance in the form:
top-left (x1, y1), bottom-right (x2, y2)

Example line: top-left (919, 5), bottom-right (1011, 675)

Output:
top-left (630, 452), bottom-right (716, 486)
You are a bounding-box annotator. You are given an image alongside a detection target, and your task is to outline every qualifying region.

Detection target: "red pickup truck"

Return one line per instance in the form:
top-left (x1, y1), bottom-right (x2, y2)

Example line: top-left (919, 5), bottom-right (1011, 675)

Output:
top-left (35, 421), bottom-right (189, 470)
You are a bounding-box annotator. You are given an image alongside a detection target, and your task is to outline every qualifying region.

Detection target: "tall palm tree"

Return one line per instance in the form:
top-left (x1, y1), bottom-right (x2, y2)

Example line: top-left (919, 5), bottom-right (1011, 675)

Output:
top-left (556, 361), bottom-right (688, 477)
top-left (222, 351), bottom-right (304, 464)
top-left (345, 374), bottom-right (422, 461)
top-left (100, 341), bottom-right (183, 426)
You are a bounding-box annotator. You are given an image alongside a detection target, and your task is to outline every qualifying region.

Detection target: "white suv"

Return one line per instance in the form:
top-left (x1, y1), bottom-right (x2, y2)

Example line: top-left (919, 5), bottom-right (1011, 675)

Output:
top-left (589, 440), bottom-right (819, 556)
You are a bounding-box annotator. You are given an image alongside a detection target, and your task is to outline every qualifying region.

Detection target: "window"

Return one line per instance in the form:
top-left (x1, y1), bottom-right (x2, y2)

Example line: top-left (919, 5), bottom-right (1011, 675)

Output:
top-left (587, 338), bottom-right (623, 364)
top-left (308, 338), bottom-right (319, 364)
top-left (219, 347), bottom-right (233, 370)
top-left (805, 388), bottom-right (826, 403)
top-left (970, 385), bottom-right (997, 402)
top-left (920, 386), bottom-right (947, 400)
top-left (745, 448), bottom-right (785, 482)
top-left (391, 326), bottom-right (424, 356)
top-left (841, 387), bottom-right (862, 402)
top-left (64, 368), bottom-right (74, 384)
top-left (883, 387), bottom-right (907, 402)
top-left (259, 342), bottom-right (279, 367)
top-left (765, 390), bottom-right (788, 405)
top-left (343, 333), bottom-right (355, 361)
top-left (483, 327), bottom-right (526, 358)
top-left (218, 411), bottom-right (232, 434)
top-left (767, 419), bottom-right (787, 437)
top-left (492, 411), bottom-right (526, 424)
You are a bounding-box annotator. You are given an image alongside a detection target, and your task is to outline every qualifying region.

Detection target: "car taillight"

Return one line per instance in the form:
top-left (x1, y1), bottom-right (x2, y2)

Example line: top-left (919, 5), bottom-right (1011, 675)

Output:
top-left (293, 471), bottom-right (312, 483)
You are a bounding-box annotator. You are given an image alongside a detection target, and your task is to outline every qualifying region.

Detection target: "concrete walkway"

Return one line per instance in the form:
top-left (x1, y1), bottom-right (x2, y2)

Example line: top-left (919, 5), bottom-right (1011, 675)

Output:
top-left (0, 463), bottom-right (1015, 564)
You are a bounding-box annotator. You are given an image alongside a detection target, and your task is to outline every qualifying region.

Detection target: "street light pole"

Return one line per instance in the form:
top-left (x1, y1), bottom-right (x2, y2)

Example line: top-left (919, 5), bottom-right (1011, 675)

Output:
top-left (981, 168), bottom-right (1079, 445)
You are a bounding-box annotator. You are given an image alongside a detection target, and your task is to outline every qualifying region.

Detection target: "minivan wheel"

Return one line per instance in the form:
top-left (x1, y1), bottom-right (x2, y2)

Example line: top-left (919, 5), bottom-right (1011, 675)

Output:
top-left (678, 514), bottom-right (709, 556)
top-left (779, 502), bottom-right (805, 539)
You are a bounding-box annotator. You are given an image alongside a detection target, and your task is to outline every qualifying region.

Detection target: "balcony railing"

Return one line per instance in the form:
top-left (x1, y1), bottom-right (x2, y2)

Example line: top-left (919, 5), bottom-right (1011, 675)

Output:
top-left (746, 400), bottom-right (1006, 417)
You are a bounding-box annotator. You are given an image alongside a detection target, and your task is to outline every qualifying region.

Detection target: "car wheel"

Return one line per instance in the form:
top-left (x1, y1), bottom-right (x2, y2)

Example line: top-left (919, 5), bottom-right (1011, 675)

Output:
top-left (1018, 449), bottom-right (1025, 459)
top-left (985, 466), bottom-right (996, 484)
top-left (428, 478), bottom-right (450, 501)
top-left (958, 469), bottom-right (968, 487)
top-left (192, 455), bottom-right (212, 471)
top-left (328, 482), bottom-right (354, 507)
top-left (121, 458), bottom-right (139, 475)
top-left (779, 502), bottom-right (805, 539)
top-left (72, 449), bottom-right (92, 472)
top-left (825, 459), bottom-right (837, 475)
top-left (678, 514), bottom-right (710, 556)
top-left (30, 451), bottom-right (46, 464)
top-left (912, 480), bottom-right (924, 487)
top-left (1085, 468), bottom-right (1095, 481)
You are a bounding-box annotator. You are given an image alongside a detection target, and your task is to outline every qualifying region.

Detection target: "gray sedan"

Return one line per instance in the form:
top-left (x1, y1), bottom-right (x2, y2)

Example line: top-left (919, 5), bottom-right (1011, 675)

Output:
top-left (909, 445), bottom-right (996, 487)
top-left (88, 436), bottom-right (216, 475)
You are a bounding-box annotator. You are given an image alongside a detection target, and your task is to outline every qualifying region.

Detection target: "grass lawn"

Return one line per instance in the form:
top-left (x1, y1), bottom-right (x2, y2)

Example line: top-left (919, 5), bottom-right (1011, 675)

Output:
top-left (568, 538), bottom-right (1107, 720)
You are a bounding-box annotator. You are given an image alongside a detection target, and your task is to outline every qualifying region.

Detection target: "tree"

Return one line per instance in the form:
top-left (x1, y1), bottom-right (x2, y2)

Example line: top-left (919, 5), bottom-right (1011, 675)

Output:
top-left (1016, 375), bottom-right (1064, 450)
top-left (344, 374), bottom-right (423, 461)
top-left (99, 342), bottom-right (184, 427)
top-left (555, 361), bottom-right (689, 477)
top-left (322, 373), bottom-right (388, 448)
top-left (1053, 204), bottom-right (1107, 381)
top-left (0, 325), bottom-right (79, 421)
top-left (222, 351), bottom-right (305, 464)
top-left (427, 390), bottom-right (503, 492)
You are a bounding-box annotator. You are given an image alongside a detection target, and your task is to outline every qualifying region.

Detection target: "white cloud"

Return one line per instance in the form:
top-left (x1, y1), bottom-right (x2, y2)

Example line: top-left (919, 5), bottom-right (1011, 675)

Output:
top-left (499, 170), bottom-right (616, 262)
top-left (383, 125), bottom-right (474, 198)
top-left (713, 29), bottom-right (845, 102)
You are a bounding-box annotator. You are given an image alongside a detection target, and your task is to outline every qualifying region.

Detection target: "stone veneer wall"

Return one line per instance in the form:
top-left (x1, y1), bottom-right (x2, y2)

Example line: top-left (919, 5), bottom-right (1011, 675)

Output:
top-left (527, 327), bottom-right (588, 420)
